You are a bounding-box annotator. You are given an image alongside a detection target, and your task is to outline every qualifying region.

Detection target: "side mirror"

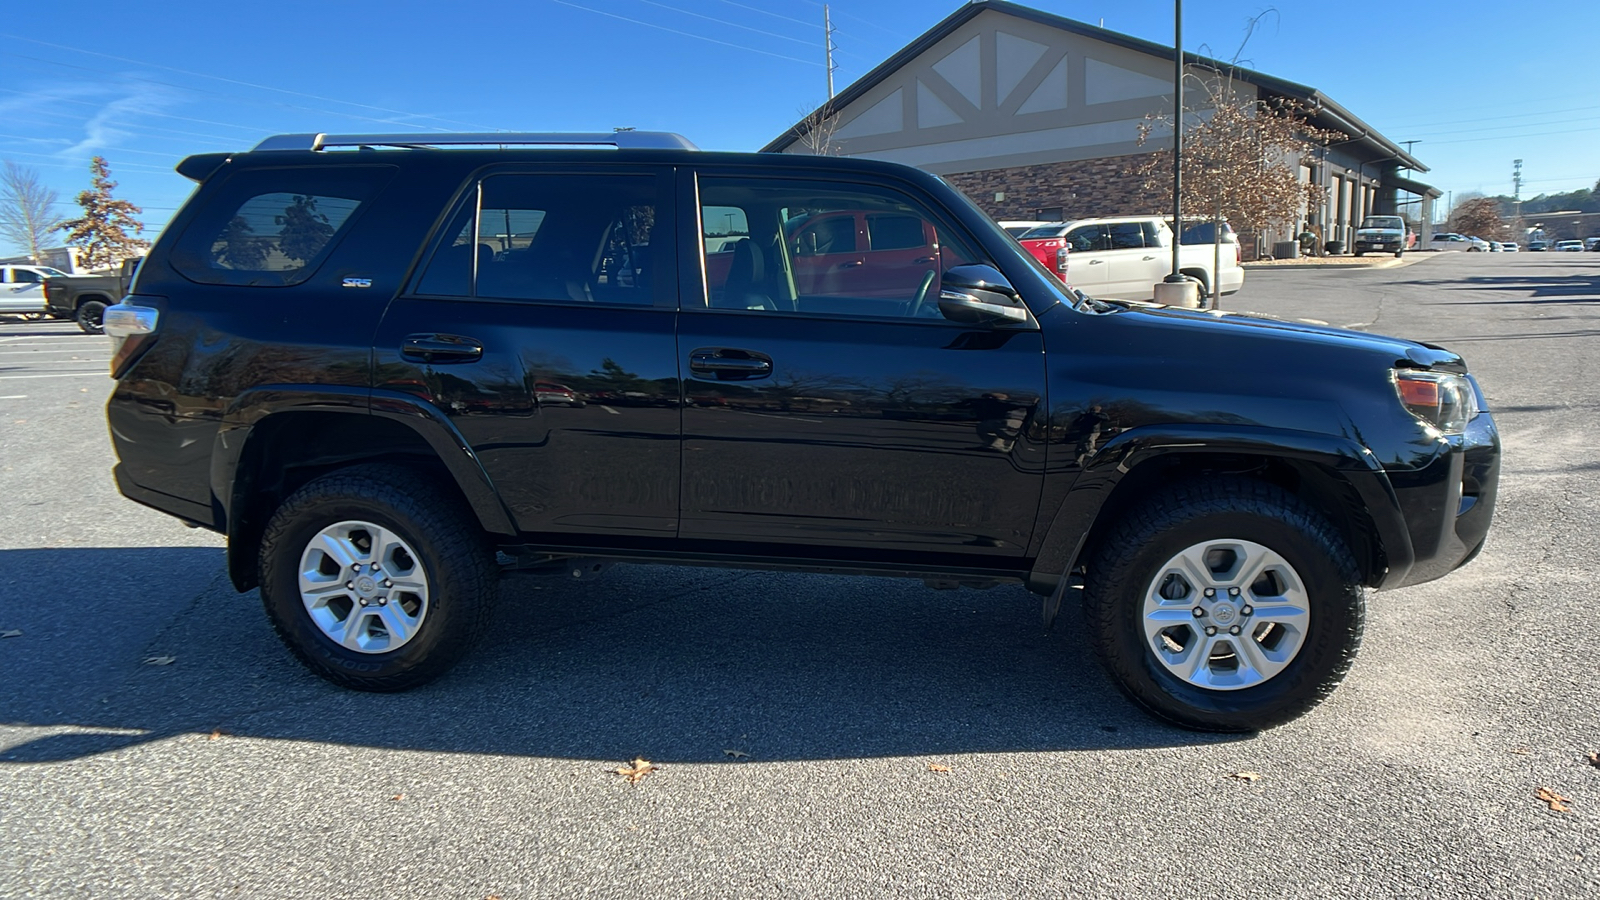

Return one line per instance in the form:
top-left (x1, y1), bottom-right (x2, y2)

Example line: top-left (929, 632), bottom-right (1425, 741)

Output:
top-left (938, 264), bottom-right (1028, 324)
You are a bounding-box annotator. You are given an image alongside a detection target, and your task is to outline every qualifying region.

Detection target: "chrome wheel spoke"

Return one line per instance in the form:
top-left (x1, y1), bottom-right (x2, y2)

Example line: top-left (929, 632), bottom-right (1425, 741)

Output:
top-left (298, 520), bottom-right (430, 655)
top-left (1142, 538), bottom-right (1310, 692)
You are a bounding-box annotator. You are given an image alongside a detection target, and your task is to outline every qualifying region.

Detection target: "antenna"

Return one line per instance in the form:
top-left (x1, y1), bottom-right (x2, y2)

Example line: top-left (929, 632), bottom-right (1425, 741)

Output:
top-left (825, 4), bottom-right (838, 99)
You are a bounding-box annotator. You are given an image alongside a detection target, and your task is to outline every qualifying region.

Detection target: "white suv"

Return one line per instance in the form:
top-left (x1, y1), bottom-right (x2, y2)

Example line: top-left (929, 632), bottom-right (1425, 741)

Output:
top-left (1019, 216), bottom-right (1243, 302)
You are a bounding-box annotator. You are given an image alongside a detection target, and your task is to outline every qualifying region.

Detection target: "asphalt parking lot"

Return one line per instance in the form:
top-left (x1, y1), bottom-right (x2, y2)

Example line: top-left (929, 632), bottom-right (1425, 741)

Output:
top-left (2, 253), bottom-right (1597, 898)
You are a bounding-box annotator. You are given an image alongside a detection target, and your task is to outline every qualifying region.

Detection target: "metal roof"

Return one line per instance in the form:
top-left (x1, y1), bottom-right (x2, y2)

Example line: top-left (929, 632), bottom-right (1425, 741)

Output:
top-left (764, 0), bottom-right (1426, 173)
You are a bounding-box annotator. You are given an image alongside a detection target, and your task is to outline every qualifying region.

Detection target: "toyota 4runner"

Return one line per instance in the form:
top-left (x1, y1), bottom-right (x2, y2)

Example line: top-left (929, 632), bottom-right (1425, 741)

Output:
top-left (103, 131), bottom-right (1500, 731)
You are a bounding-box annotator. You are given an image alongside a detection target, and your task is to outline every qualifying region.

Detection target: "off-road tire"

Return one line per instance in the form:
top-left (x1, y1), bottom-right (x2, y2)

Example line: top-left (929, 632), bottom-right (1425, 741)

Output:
top-left (259, 464), bottom-right (497, 691)
top-left (76, 300), bottom-right (107, 334)
top-left (1083, 477), bottom-right (1364, 732)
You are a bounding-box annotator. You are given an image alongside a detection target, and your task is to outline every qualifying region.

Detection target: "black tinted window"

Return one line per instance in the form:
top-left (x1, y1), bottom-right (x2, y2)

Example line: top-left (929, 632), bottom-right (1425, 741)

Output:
top-left (867, 214), bottom-right (927, 251)
top-left (1064, 225), bottom-right (1106, 252)
top-left (170, 166), bottom-right (392, 287)
top-left (698, 176), bottom-right (979, 320)
top-left (12, 268), bottom-right (41, 283)
top-left (1108, 223), bottom-right (1144, 250)
top-left (416, 174), bottom-right (660, 306)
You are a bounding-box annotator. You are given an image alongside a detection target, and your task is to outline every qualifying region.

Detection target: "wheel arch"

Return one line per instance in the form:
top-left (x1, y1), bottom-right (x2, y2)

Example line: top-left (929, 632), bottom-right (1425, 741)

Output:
top-left (1027, 425), bottom-right (1414, 595)
top-left (214, 387), bottom-right (518, 592)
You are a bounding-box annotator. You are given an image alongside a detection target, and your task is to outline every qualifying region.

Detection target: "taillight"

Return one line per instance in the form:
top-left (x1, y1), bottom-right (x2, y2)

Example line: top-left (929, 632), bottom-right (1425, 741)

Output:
top-left (1394, 371), bottom-right (1480, 434)
top-left (1235, 242), bottom-right (1241, 265)
top-left (1055, 246), bottom-right (1069, 274)
top-left (103, 300), bottom-right (161, 379)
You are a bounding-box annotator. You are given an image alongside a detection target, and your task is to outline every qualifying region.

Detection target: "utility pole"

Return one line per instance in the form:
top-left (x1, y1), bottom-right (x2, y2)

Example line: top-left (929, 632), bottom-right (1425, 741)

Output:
top-left (1512, 158), bottom-right (1524, 236)
top-left (824, 5), bottom-right (837, 100)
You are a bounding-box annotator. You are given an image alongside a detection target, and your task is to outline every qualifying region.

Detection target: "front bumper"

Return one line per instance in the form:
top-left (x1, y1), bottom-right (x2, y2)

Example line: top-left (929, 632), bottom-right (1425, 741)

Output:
top-left (1379, 410), bottom-right (1500, 589)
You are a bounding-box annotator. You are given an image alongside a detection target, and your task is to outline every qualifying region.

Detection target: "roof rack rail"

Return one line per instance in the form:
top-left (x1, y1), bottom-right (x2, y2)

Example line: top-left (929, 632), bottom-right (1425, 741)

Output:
top-left (251, 131), bottom-right (700, 152)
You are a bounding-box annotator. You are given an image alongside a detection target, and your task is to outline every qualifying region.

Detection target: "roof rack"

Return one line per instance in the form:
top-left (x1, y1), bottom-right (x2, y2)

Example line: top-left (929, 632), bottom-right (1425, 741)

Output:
top-left (251, 131), bottom-right (700, 152)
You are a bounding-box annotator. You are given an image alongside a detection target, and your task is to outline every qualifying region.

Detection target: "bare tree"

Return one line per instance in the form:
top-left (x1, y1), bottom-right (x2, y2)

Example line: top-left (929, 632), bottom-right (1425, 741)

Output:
top-left (0, 160), bottom-right (63, 263)
top-left (1449, 197), bottom-right (1507, 240)
top-left (792, 103), bottom-right (842, 156)
top-left (59, 156), bottom-right (150, 270)
top-left (1128, 78), bottom-right (1338, 247)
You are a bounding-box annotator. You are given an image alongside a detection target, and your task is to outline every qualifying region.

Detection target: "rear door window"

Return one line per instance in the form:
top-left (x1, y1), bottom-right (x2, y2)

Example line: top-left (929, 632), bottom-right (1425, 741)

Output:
top-left (168, 166), bottom-right (394, 287)
top-left (414, 172), bottom-right (665, 306)
top-left (1108, 223), bottom-right (1145, 250)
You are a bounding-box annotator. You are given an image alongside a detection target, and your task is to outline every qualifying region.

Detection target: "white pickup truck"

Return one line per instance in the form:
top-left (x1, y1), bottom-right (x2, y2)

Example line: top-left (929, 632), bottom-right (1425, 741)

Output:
top-left (1016, 215), bottom-right (1243, 302)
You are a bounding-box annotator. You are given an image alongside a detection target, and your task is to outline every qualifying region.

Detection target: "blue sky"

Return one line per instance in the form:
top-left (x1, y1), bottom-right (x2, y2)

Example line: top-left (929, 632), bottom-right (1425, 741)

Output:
top-left (2, 0), bottom-right (1595, 254)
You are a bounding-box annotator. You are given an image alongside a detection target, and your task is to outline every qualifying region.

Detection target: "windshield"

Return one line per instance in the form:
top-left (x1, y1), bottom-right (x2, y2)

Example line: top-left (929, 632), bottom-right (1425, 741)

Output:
top-left (1360, 217), bottom-right (1403, 230)
top-left (1018, 224), bottom-right (1069, 240)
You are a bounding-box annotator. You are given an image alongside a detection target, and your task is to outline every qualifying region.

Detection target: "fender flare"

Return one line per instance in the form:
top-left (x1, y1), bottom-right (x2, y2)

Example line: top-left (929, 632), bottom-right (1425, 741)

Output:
top-left (1027, 423), bottom-right (1415, 592)
top-left (211, 385), bottom-right (518, 590)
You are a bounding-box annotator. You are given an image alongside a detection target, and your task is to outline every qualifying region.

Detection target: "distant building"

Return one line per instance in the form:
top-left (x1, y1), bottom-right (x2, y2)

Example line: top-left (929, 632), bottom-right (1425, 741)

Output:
top-left (0, 246), bottom-right (87, 273)
top-left (765, 0), bottom-right (1440, 253)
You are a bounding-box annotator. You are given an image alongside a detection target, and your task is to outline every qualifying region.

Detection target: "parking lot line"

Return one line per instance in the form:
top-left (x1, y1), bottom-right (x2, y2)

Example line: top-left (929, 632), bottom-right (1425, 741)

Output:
top-left (0, 372), bottom-right (106, 380)
top-left (0, 394), bottom-right (26, 399)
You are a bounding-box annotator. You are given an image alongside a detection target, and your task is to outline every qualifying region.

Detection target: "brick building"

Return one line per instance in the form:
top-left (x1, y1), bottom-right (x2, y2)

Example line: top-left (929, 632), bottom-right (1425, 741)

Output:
top-left (764, 0), bottom-right (1440, 254)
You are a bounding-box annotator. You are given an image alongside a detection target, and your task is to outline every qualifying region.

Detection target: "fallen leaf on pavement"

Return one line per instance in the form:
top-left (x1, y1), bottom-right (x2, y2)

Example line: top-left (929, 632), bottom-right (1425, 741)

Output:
top-left (1511, 747), bottom-right (1530, 755)
top-left (0, 630), bottom-right (21, 638)
top-left (614, 758), bottom-right (658, 783)
top-left (390, 793), bottom-right (406, 802)
top-left (927, 763), bottom-right (952, 774)
top-left (1228, 771), bottom-right (1262, 782)
top-left (1536, 787), bottom-right (1571, 812)
top-left (1586, 751), bottom-right (1599, 770)
top-left (207, 728), bottom-right (229, 741)
top-left (723, 749), bottom-right (749, 759)
top-left (142, 656), bottom-right (176, 666)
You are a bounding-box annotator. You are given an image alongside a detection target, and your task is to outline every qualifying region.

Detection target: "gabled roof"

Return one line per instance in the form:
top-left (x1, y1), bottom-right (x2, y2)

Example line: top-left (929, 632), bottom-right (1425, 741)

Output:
top-left (763, 0), bottom-right (1427, 173)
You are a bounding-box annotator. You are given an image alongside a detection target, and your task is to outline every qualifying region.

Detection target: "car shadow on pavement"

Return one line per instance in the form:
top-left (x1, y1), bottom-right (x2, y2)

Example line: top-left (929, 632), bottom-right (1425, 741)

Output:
top-left (1399, 272), bottom-right (1600, 303)
top-left (0, 547), bottom-right (1243, 764)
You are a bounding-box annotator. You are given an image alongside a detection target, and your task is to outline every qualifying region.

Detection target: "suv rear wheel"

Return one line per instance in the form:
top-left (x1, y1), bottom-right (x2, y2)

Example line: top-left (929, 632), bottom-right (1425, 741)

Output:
top-left (258, 464), bottom-right (497, 691)
top-left (1083, 477), bottom-right (1364, 731)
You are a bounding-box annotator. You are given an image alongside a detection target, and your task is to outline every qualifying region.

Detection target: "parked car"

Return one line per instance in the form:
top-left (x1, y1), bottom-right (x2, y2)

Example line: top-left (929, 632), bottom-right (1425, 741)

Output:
top-left (42, 256), bottom-right (143, 333)
top-left (1527, 241), bottom-right (1549, 251)
top-left (1428, 233), bottom-right (1490, 252)
top-left (102, 130), bottom-right (1499, 732)
top-left (998, 220), bottom-right (1058, 238)
top-left (1353, 215), bottom-right (1408, 258)
top-left (1016, 216), bottom-right (1244, 301)
top-left (1500, 242), bottom-right (1519, 252)
top-left (0, 264), bottom-right (68, 316)
top-left (1584, 236), bottom-right (1600, 251)
top-left (1554, 240), bottom-right (1584, 252)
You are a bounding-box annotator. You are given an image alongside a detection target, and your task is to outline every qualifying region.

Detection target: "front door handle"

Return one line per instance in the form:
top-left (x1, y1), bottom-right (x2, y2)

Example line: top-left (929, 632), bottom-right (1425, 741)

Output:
top-left (839, 260), bottom-right (865, 268)
top-left (401, 333), bottom-right (483, 364)
top-left (1087, 259), bottom-right (1103, 265)
top-left (1142, 255), bottom-right (1156, 260)
top-left (689, 348), bottom-right (772, 381)
top-left (913, 256), bottom-right (937, 264)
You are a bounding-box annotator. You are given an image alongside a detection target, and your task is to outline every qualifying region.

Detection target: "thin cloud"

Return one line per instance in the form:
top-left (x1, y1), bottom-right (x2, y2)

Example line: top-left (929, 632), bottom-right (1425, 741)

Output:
top-left (60, 81), bottom-right (182, 158)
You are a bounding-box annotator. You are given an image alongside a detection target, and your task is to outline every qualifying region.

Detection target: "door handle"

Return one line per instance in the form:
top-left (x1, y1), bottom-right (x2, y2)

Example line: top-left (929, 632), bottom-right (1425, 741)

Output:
top-left (1142, 255), bottom-right (1156, 260)
top-left (689, 348), bottom-right (772, 381)
top-left (913, 256), bottom-right (937, 264)
top-left (401, 333), bottom-right (483, 363)
top-left (1087, 259), bottom-right (1103, 265)
top-left (839, 260), bottom-right (865, 268)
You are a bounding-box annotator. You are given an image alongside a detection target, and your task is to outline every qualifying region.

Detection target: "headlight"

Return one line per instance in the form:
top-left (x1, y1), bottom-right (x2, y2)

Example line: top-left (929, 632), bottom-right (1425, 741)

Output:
top-left (1393, 371), bottom-right (1479, 434)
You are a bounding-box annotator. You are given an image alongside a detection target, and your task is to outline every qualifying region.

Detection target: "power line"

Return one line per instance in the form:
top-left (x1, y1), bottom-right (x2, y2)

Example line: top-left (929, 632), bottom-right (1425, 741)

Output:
top-left (549, 0), bottom-right (822, 66)
top-left (0, 33), bottom-right (494, 131)
top-left (1389, 103), bottom-right (1600, 132)
top-left (1428, 125), bottom-right (1600, 146)
top-left (631, 0), bottom-right (816, 47)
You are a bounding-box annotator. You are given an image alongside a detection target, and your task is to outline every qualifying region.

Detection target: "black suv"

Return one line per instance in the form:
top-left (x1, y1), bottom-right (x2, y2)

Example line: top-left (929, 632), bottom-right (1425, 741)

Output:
top-left (103, 131), bottom-right (1499, 731)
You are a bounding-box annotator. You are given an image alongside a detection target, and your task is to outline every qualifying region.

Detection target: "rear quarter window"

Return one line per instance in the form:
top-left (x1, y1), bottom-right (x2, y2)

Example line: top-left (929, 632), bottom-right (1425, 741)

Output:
top-left (168, 165), bottom-right (395, 287)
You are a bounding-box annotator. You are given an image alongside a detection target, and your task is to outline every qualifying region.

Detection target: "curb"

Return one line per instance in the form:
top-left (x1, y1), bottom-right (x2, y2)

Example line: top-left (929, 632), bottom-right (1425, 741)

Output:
top-left (1243, 254), bottom-right (1440, 272)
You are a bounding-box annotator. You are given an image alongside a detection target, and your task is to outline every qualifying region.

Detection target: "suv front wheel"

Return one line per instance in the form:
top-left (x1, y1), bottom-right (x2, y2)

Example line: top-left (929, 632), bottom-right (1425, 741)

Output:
top-left (1083, 477), bottom-right (1364, 731)
top-left (258, 464), bottom-right (497, 691)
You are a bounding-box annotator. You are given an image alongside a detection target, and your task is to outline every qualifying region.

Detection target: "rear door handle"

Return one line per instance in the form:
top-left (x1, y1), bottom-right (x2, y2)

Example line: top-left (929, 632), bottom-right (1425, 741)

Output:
top-left (689, 348), bottom-right (772, 381)
top-left (401, 333), bottom-right (483, 363)
top-left (913, 256), bottom-right (937, 264)
top-left (839, 260), bottom-right (865, 268)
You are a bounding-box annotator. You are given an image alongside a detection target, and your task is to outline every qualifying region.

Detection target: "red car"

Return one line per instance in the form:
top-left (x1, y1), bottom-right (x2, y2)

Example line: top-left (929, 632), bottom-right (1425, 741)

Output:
top-left (706, 210), bottom-right (948, 306)
top-left (1012, 222), bottom-right (1071, 280)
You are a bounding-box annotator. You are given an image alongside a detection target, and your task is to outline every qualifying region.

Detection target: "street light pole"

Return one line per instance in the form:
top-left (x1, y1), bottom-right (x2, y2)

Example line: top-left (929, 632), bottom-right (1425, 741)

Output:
top-left (1167, 0), bottom-right (1183, 283)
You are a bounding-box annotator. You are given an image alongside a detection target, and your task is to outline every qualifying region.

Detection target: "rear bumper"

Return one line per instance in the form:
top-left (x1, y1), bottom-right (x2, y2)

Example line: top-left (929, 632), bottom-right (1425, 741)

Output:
top-left (1377, 411), bottom-right (1500, 589)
